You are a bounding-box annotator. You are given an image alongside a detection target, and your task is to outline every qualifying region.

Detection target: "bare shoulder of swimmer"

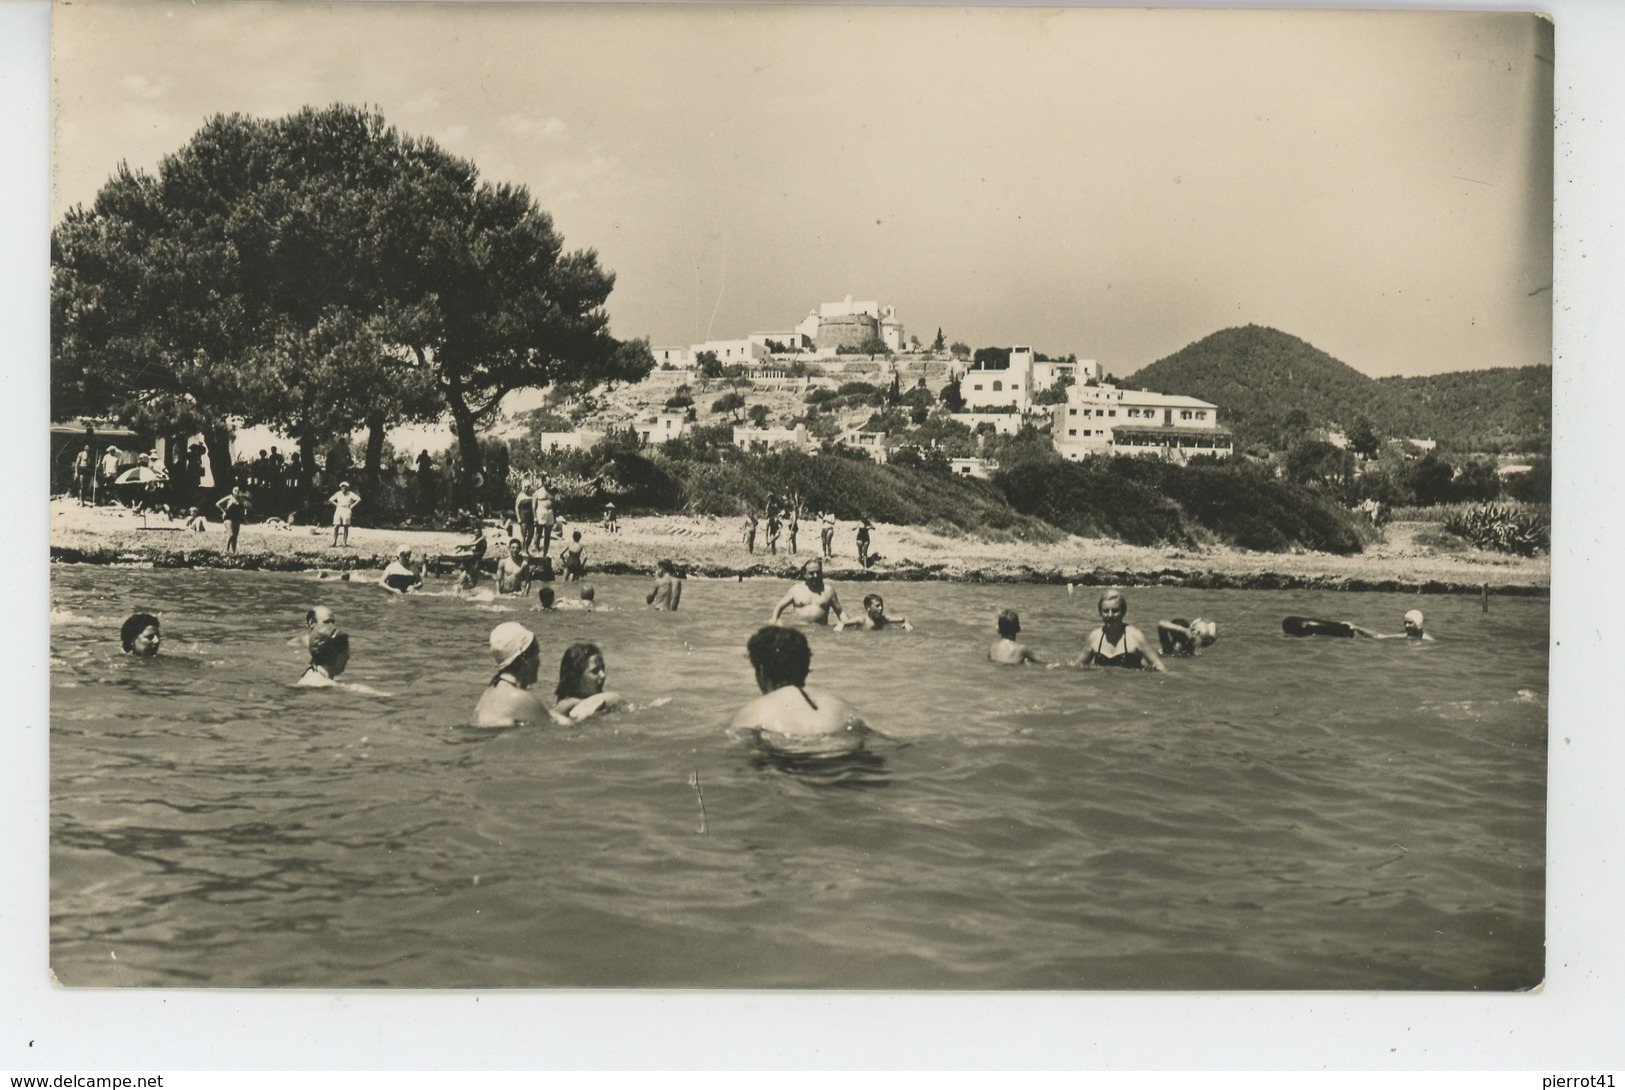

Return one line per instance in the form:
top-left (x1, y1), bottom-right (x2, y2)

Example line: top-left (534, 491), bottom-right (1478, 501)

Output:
top-left (473, 686), bottom-right (551, 728)
top-left (734, 686), bottom-right (858, 736)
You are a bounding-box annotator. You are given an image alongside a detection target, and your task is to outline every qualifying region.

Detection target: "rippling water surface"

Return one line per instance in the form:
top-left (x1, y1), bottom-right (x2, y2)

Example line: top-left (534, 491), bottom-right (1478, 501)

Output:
top-left (49, 566), bottom-right (1547, 989)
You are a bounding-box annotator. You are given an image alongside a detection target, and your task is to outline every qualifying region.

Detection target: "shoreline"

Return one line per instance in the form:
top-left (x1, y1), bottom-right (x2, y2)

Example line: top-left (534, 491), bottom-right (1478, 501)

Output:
top-left (47, 500), bottom-right (1550, 597)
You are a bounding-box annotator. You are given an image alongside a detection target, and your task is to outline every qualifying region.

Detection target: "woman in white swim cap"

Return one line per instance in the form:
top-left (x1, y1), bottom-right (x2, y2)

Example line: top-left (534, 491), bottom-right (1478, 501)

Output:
top-left (473, 622), bottom-right (552, 727)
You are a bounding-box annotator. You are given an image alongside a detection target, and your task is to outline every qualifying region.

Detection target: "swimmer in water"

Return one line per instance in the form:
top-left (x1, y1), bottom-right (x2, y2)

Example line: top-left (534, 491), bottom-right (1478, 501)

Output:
top-left (379, 545), bottom-right (424, 594)
top-left (645, 559), bottom-right (684, 611)
top-left (296, 629), bottom-right (351, 687)
top-left (1075, 589), bottom-right (1166, 672)
top-left (288, 604), bottom-right (338, 648)
top-left (730, 625), bottom-right (866, 742)
top-left (835, 592), bottom-right (912, 631)
top-left (988, 609), bottom-right (1043, 665)
top-left (496, 538), bottom-right (532, 595)
top-left (120, 612), bottom-right (161, 657)
top-left (1314, 609), bottom-right (1435, 640)
top-left (1364, 609), bottom-right (1434, 641)
top-left (537, 586), bottom-right (556, 611)
top-left (1157, 617), bottom-right (1219, 657)
top-left (769, 557), bottom-right (851, 627)
top-left (551, 641), bottom-right (624, 721)
top-left (472, 622), bottom-right (551, 728)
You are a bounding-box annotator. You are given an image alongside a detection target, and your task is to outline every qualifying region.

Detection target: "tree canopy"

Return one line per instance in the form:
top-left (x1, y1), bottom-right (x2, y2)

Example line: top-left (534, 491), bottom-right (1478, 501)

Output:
top-left (52, 103), bottom-right (650, 499)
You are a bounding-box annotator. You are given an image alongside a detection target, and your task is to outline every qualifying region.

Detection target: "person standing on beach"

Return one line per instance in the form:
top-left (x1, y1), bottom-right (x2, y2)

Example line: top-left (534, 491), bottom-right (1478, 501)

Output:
top-left (328, 482), bottom-right (361, 547)
top-left (787, 507), bottom-right (800, 555)
top-left (533, 478), bottom-right (555, 555)
top-left (743, 512), bottom-right (758, 555)
top-left (99, 446), bottom-right (121, 504)
top-left (820, 510), bottom-right (835, 558)
top-left (216, 486), bottom-right (249, 553)
top-left (73, 443), bottom-right (95, 505)
top-left (856, 518), bottom-right (873, 568)
top-left (766, 510), bottom-right (781, 556)
top-left (514, 479), bottom-right (536, 553)
top-left (769, 557), bottom-right (851, 627)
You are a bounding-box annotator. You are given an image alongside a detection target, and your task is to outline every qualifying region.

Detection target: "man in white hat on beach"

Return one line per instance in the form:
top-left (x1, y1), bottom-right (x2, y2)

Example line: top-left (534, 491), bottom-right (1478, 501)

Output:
top-left (328, 481), bottom-right (361, 547)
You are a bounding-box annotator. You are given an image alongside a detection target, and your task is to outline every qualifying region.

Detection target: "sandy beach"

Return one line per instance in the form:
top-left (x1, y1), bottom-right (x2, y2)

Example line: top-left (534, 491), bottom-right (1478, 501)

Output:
top-left (47, 498), bottom-right (1549, 595)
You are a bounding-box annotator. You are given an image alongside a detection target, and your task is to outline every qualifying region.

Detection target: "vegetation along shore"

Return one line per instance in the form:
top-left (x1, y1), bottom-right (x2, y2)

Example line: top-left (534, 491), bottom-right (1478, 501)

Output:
top-left (50, 500), bottom-right (1549, 596)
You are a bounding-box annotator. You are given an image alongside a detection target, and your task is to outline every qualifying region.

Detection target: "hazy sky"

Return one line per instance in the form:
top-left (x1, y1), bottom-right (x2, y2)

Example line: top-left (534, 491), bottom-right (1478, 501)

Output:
top-left (52, 3), bottom-right (1553, 378)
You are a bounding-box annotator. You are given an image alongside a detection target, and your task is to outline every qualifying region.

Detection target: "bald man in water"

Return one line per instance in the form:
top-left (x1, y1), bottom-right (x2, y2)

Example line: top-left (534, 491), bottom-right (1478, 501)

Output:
top-left (769, 557), bottom-right (851, 627)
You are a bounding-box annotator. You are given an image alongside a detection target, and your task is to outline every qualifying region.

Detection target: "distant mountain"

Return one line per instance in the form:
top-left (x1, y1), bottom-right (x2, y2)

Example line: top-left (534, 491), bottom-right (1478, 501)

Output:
top-left (1122, 325), bottom-right (1550, 453)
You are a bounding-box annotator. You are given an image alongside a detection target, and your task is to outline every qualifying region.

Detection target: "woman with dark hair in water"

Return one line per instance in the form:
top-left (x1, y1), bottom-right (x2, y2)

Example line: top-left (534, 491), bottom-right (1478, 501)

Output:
top-left (552, 641), bottom-right (623, 720)
top-left (120, 613), bottom-right (161, 656)
top-left (731, 626), bottom-right (866, 748)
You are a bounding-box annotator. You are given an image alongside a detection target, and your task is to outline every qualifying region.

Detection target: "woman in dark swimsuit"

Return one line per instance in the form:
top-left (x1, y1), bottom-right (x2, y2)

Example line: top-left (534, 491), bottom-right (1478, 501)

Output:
top-left (1075, 589), bottom-right (1166, 672)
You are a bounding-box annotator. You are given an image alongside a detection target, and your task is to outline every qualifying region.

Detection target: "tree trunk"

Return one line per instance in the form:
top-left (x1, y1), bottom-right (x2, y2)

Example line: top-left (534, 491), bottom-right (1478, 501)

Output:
top-left (204, 424), bottom-right (235, 494)
top-left (447, 390), bottom-right (483, 513)
top-left (363, 410), bottom-right (387, 494)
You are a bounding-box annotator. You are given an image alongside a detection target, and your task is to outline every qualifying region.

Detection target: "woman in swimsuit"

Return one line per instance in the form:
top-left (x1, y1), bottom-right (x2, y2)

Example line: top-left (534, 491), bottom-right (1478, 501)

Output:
top-left (551, 641), bottom-right (624, 721)
top-left (1075, 589), bottom-right (1166, 672)
top-left (730, 625), bottom-right (867, 751)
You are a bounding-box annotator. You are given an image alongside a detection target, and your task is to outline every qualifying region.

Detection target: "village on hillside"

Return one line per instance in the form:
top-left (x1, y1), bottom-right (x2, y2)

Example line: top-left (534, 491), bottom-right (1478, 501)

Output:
top-left (510, 293), bottom-right (1234, 478)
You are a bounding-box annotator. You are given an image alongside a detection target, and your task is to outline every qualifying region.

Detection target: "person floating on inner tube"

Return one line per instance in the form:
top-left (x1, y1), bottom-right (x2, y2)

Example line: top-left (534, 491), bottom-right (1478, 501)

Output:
top-left (1282, 609), bottom-right (1433, 641)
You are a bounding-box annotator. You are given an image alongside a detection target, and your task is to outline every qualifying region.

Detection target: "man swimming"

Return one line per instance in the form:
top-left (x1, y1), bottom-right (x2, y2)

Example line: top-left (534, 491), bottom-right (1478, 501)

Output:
top-left (730, 625), bottom-right (866, 745)
top-left (769, 557), bottom-right (851, 627)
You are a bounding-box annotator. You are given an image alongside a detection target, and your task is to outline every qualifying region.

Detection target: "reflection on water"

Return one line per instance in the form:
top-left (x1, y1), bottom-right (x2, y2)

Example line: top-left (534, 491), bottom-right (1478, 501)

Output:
top-left (49, 566), bottom-right (1547, 989)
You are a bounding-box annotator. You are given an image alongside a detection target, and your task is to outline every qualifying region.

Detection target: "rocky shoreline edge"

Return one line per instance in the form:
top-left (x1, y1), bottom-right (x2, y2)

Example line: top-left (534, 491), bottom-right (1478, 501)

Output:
top-left (50, 542), bottom-right (1549, 598)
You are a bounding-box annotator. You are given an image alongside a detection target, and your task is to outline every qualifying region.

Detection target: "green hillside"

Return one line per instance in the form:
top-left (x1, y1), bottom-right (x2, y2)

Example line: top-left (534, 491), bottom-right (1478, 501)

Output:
top-left (1124, 324), bottom-right (1550, 453)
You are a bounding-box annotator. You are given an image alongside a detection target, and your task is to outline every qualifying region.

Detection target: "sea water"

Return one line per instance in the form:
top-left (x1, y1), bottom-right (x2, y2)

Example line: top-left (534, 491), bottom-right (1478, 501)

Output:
top-left (48, 566), bottom-right (1547, 989)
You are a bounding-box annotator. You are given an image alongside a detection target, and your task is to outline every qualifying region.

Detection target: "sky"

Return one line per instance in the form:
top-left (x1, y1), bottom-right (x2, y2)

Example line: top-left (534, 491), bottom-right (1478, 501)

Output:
top-left (51, 2), bottom-right (1552, 379)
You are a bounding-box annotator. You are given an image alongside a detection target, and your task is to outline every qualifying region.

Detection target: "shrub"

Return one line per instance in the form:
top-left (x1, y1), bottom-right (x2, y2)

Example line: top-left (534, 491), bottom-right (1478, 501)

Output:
top-left (1441, 502), bottom-right (1550, 556)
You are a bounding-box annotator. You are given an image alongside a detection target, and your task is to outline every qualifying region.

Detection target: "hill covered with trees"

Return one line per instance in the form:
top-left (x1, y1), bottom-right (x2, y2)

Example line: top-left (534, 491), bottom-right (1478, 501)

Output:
top-left (1124, 325), bottom-right (1550, 453)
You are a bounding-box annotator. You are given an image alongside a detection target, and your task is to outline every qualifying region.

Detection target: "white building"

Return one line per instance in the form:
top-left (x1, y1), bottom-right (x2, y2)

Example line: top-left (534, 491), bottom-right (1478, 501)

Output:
top-left (690, 338), bottom-right (770, 365)
top-left (948, 457), bottom-right (994, 479)
top-left (636, 411), bottom-right (690, 446)
top-left (835, 427), bottom-right (889, 463)
top-left (950, 411), bottom-right (1024, 436)
top-left (960, 347), bottom-right (1096, 412)
top-left (733, 423), bottom-right (812, 453)
top-left (1052, 384), bottom-right (1232, 463)
top-left (652, 346), bottom-right (690, 369)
